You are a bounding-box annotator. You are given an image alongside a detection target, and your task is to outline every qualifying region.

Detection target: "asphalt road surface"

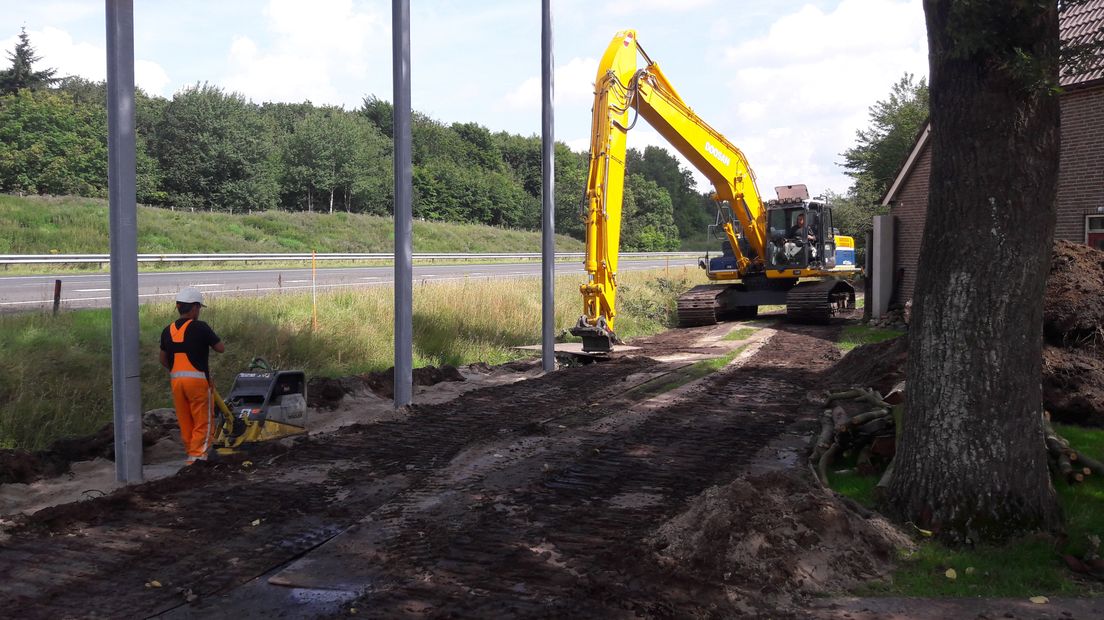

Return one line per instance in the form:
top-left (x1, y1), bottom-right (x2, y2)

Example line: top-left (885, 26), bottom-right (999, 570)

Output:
top-left (0, 258), bottom-right (698, 311)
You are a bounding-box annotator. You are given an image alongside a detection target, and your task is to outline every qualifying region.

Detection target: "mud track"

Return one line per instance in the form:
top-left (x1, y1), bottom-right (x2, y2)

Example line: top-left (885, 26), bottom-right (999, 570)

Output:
top-left (0, 321), bottom-right (843, 618)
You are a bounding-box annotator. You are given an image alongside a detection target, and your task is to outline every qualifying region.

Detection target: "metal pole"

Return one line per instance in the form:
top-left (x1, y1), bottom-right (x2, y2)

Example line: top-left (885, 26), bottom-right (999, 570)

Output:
top-left (393, 0), bottom-right (413, 407)
top-left (105, 0), bottom-right (143, 483)
top-left (540, 0), bottom-right (556, 372)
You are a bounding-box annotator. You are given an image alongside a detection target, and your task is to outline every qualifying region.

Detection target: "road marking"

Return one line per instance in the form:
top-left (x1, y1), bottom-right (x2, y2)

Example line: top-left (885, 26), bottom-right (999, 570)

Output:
top-left (360, 277), bottom-right (379, 280)
top-left (74, 288), bottom-right (111, 292)
top-left (191, 284), bottom-right (221, 288)
top-left (286, 280), bottom-right (311, 283)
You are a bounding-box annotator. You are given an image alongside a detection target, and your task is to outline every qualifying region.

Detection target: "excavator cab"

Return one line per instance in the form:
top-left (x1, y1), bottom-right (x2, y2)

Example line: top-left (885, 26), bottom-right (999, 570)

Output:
top-left (766, 198), bottom-right (837, 272)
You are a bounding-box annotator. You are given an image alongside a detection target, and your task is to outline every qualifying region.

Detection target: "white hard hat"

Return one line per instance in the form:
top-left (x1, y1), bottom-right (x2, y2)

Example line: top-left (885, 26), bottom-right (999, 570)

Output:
top-left (175, 287), bottom-right (206, 306)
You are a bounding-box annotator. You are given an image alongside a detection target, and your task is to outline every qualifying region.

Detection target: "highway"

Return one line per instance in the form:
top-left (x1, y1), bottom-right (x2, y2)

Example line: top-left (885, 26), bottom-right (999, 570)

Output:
top-left (0, 258), bottom-right (698, 311)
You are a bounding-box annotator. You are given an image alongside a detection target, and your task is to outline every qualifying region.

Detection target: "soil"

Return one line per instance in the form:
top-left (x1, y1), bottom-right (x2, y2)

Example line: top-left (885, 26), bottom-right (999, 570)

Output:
top-left (0, 318), bottom-right (892, 618)
top-left (652, 469), bottom-right (911, 613)
top-left (1042, 240), bottom-right (1104, 424)
top-left (309, 364), bottom-right (472, 406)
top-left (821, 336), bottom-right (908, 396)
top-left (359, 364), bottom-right (467, 400)
top-left (819, 240), bottom-right (1104, 424)
top-left (1044, 240), bottom-right (1104, 349)
top-left (5, 312), bottom-right (1088, 618)
top-left (0, 409), bottom-right (179, 485)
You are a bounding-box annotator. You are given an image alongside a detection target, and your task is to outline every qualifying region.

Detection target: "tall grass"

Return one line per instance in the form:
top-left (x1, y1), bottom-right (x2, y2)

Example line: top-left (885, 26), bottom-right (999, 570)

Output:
top-left (0, 194), bottom-right (584, 255)
top-left (0, 267), bottom-right (706, 450)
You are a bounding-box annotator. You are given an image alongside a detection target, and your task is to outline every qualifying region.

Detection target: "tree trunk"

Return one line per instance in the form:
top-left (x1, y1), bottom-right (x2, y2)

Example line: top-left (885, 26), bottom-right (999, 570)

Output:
top-left (887, 0), bottom-right (1063, 542)
top-left (329, 187), bottom-right (334, 214)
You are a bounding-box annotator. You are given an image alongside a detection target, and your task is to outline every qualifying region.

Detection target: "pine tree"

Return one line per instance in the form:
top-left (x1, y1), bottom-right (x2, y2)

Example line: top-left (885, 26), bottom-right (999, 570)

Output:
top-left (0, 28), bottom-right (59, 95)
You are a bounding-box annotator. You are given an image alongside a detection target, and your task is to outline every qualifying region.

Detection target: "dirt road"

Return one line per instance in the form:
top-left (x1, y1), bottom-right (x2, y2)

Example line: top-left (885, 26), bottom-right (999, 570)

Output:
top-left (0, 320), bottom-right (843, 618)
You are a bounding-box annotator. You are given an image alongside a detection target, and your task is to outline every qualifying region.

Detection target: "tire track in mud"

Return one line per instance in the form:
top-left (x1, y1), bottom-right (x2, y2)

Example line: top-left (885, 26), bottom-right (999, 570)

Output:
top-left (0, 357), bottom-right (661, 618)
top-left (298, 323), bottom-right (841, 618)
top-left (0, 322), bottom-right (842, 618)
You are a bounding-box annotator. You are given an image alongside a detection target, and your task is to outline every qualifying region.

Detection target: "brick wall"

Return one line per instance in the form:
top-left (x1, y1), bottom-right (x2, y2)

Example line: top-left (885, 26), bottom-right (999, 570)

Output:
top-left (889, 82), bottom-right (1104, 303)
top-left (1057, 83), bottom-right (1104, 242)
top-left (889, 145), bottom-right (932, 304)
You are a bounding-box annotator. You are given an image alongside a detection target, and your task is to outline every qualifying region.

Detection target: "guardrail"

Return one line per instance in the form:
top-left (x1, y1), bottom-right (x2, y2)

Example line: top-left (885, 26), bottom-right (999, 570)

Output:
top-left (0, 252), bottom-right (703, 265)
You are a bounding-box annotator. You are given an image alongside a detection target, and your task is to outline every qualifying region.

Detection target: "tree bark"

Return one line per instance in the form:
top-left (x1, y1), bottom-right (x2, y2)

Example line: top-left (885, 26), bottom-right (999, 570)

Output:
top-left (887, 0), bottom-right (1063, 542)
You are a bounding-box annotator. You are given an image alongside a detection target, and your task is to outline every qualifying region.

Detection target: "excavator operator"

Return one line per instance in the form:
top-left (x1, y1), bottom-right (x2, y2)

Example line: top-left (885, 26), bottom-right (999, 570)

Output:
top-left (787, 213), bottom-right (815, 243)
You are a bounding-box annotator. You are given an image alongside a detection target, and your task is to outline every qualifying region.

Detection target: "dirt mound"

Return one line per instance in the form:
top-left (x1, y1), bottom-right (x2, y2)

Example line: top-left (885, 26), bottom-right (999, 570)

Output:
top-left (651, 469), bottom-right (911, 611)
top-left (0, 409), bottom-right (178, 485)
top-left (821, 336), bottom-right (908, 396)
top-left (1043, 240), bottom-right (1104, 423)
top-left (1044, 345), bottom-right (1104, 424)
top-left (1045, 240), bottom-right (1104, 348)
top-left (361, 365), bottom-right (466, 399)
top-left (307, 376), bottom-right (368, 409)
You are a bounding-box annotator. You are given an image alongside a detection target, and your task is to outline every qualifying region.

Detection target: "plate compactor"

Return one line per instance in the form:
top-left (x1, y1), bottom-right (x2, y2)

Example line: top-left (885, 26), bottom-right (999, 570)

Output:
top-left (210, 358), bottom-right (308, 455)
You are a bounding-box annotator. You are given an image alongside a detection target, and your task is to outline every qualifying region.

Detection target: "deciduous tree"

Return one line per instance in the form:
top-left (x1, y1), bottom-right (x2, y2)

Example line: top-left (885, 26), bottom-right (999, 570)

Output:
top-left (151, 84), bottom-right (278, 212)
top-left (886, 0), bottom-right (1063, 542)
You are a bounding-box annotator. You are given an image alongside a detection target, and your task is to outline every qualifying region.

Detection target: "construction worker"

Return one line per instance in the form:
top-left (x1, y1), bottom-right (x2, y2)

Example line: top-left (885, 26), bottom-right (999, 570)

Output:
top-left (159, 287), bottom-right (225, 464)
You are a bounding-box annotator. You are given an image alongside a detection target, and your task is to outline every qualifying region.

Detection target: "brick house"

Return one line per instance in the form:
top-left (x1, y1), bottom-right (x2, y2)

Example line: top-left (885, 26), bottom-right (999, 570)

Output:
top-left (880, 1), bottom-right (1104, 305)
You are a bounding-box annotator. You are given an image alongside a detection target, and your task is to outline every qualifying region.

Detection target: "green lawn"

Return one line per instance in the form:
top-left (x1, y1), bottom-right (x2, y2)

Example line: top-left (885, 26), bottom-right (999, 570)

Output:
top-left (837, 324), bottom-right (904, 353)
top-left (829, 424), bottom-right (1104, 597)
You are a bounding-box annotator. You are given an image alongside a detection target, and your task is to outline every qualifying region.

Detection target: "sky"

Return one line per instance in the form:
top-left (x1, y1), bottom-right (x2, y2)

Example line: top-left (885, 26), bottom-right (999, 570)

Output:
top-left (0, 0), bottom-right (929, 197)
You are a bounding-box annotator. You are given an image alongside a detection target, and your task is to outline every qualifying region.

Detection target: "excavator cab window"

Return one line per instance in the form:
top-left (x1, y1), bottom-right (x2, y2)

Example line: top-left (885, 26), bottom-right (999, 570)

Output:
top-left (767, 207), bottom-right (810, 270)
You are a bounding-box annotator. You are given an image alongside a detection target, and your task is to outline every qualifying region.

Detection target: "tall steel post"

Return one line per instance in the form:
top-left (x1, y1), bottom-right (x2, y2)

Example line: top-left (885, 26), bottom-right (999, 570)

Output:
top-left (105, 0), bottom-right (143, 482)
top-left (540, 0), bottom-right (556, 372)
top-left (392, 0), bottom-right (413, 407)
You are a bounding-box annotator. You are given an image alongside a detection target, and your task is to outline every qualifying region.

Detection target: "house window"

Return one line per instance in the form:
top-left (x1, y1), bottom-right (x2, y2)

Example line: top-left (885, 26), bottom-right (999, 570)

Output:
top-left (1088, 215), bottom-right (1104, 251)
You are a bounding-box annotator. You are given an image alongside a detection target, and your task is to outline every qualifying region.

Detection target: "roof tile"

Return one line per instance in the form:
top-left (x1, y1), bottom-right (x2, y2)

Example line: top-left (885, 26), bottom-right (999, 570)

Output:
top-left (1061, 0), bottom-right (1104, 86)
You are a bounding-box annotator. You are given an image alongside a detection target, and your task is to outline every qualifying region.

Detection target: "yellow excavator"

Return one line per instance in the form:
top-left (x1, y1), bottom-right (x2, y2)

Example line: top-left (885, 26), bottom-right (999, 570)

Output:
top-left (571, 30), bottom-right (860, 353)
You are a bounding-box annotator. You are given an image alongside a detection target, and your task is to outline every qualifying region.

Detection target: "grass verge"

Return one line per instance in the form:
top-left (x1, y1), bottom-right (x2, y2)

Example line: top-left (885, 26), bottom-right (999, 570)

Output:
top-left (0, 267), bottom-right (706, 450)
top-left (0, 194), bottom-right (584, 255)
top-left (837, 324), bottom-right (904, 353)
top-left (829, 424), bottom-right (1104, 597)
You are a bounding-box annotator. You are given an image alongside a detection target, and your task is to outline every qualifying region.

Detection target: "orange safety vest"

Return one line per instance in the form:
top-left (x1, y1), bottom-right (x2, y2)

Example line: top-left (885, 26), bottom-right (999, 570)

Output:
top-left (167, 319), bottom-right (207, 380)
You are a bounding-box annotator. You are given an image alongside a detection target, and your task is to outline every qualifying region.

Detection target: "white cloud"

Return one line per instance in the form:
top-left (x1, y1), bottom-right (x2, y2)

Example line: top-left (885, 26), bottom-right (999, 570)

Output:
top-left (219, 0), bottom-right (386, 105)
top-left (0, 26), bottom-right (171, 95)
top-left (503, 56), bottom-right (598, 111)
top-left (602, 0), bottom-right (717, 15)
top-left (720, 0), bottom-right (928, 194)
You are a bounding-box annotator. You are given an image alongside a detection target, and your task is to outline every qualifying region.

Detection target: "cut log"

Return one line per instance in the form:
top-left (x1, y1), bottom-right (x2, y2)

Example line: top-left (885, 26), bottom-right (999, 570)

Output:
top-left (826, 388), bottom-right (865, 403)
top-left (855, 416), bottom-right (894, 438)
top-left (832, 405), bottom-right (851, 432)
top-left (817, 441), bottom-right (840, 486)
top-left (1077, 452), bottom-right (1104, 478)
top-left (848, 409), bottom-right (890, 428)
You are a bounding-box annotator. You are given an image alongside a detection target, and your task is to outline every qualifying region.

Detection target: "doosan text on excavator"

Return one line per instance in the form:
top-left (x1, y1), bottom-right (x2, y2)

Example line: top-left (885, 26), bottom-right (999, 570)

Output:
top-left (572, 30), bottom-right (861, 353)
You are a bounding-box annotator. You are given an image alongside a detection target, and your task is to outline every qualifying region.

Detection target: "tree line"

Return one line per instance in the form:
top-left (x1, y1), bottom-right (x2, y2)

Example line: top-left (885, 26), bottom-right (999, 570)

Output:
top-left (0, 30), bottom-right (719, 251)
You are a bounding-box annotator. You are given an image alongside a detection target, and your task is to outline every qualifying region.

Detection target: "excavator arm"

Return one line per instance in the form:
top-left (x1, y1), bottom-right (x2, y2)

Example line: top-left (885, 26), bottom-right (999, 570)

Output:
top-left (572, 30), bottom-right (769, 351)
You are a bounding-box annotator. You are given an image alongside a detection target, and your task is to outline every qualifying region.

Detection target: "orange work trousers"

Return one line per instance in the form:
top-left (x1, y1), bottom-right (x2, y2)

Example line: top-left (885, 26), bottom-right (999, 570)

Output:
top-left (171, 376), bottom-right (213, 460)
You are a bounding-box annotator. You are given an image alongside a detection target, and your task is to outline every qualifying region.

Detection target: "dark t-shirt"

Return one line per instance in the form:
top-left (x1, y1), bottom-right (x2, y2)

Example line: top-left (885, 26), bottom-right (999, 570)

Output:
top-left (160, 318), bottom-right (220, 376)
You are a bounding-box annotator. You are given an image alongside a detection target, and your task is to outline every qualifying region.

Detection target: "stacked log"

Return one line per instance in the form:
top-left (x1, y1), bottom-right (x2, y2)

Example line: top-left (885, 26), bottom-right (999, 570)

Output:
top-left (808, 385), bottom-right (901, 486)
top-left (1044, 411), bottom-right (1104, 484)
top-left (809, 390), bottom-right (1103, 491)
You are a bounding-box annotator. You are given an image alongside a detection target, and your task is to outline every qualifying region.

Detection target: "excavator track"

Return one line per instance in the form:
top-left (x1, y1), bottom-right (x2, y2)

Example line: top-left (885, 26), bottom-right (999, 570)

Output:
top-left (785, 279), bottom-right (855, 324)
top-left (676, 284), bottom-right (731, 326)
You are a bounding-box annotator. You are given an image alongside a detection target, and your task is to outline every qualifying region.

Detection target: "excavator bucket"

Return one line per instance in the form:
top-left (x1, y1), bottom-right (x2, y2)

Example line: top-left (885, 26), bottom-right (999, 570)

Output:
top-left (570, 317), bottom-right (617, 353)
